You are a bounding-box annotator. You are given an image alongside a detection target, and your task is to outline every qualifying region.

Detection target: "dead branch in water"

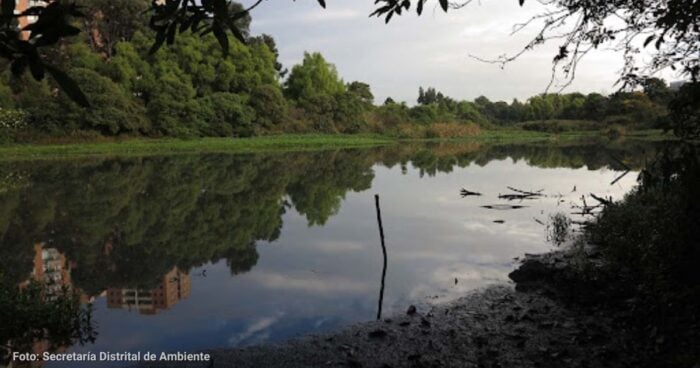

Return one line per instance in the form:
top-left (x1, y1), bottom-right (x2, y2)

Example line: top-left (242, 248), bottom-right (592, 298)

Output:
top-left (507, 187), bottom-right (545, 196)
top-left (590, 193), bottom-right (613, 206)
top-left (460, 188), bottom-right (482, 197)
top-left (482, 204), bottom-right (527, 210)
top-left (499, 187), bottom-right (545, 201)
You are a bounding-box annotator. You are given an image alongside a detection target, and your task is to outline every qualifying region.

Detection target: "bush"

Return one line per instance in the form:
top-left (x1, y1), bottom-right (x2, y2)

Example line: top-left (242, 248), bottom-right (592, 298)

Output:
top-left (602, 124), bottom-right (627, 139)
top-left (424, 122), bottom-right (481, 138)
top-left (521, 119), bottom-right (603, 133)
top-left (586, 147), bottom-right (700, 294)
top-left (63, 68), bottom-right (150, 135)
top-left (0, 109), bottom-right (27, 143)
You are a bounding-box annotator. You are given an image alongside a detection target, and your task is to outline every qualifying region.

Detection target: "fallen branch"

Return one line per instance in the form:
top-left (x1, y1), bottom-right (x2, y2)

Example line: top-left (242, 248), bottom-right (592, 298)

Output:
top-left (590, 193), bottom-right (613, 206)
top-left (460, 188), bottom-right (482, 197)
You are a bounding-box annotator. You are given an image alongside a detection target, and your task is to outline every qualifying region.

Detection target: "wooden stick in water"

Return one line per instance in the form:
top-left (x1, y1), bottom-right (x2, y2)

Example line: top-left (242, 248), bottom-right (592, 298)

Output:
top-left (375, 194), bottom-right (388, 321)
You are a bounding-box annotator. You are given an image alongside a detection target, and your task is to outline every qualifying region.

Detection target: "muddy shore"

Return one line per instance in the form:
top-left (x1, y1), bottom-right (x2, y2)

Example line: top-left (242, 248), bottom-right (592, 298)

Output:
top-left (135, 250), bottom-right (697, 368)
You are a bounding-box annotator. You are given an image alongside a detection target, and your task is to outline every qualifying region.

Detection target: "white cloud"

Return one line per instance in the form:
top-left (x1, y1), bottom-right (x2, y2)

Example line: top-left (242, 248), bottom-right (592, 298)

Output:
top-left (227, 315), bottom-right (280, 346)
top-left (250, 272), bottom-right (371, 294)
top-left (242, 0), bottom-right (649, 103)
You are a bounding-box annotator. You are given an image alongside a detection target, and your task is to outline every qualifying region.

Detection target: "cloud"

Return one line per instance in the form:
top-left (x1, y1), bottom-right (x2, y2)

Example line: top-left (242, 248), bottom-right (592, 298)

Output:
top-left (300, 8), bottom-right (362, 22)
top-left (250, 272), bottom-right (371, 294)
top-left (246, 0), bottom-right (632, 103)
top-left (305, 240), bottom-right (368, 253)
top-left (227, 315), bottom-right (281, 346)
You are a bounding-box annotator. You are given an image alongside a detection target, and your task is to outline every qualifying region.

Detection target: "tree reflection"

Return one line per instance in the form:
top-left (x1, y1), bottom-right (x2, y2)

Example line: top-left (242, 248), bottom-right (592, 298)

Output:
top-left (0, 140), bottom-right (661, 359)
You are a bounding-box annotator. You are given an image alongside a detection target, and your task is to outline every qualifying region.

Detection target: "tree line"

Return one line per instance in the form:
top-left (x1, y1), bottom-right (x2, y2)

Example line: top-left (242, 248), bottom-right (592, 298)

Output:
top-left (0, 0), bottom-right (679, 143)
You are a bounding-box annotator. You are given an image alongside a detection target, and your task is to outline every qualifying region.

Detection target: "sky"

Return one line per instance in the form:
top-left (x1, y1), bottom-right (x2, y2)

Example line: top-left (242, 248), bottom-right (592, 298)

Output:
top-left (238, 0), bottom-right (641, 105)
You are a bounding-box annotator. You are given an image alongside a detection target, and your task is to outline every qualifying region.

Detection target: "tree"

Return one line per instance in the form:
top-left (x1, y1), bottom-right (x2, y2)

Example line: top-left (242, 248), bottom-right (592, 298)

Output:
top-left (642, 77), bottom-right (673, 106)
top-left (666, 83), bottom-right (700, 140)
top-left (582, 93), bottom-right (609, 121)
top-left (417, 87), bottom-right (438, 105)
top-left (348, 81), bottom-right (374, 106)
top-left (3, 0), bottom-right (697, 111)
top-left (284, 52), bottom-right (346, 103)
top-left (250, 34), bottom-right (286, 77)
top-left (249, 84), bottom-right (289, 131)
top-left (75, 0), bottom-right (150, 57)
top-left (59, 68), bottom-right (150, 135)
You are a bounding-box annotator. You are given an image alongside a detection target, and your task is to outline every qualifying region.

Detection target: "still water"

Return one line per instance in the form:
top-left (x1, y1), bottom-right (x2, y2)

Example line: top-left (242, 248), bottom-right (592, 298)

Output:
top-left (0, 140), bottom-right (657, 366)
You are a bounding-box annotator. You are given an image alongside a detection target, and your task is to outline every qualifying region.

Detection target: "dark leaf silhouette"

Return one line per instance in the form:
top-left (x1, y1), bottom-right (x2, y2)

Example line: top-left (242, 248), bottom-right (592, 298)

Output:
top-left (45, 64), bottom-right (90, 108)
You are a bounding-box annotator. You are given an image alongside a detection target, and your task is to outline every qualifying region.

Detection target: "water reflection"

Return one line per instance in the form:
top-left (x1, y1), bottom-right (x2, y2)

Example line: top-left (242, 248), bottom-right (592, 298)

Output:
top-left (0, 140), bottom-right (661, 366)
top-left (106, 268), bottom-right (190, 315)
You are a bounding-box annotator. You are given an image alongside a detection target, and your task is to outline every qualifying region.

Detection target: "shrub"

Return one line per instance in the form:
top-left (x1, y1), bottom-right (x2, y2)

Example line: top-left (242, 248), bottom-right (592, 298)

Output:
top-left (602, 124), bottom-right (627, 139)
top-left (521, 119), bottom-right (603, 133)
top-left (0, 109), bottom-right (27, 143)
top-left (424, 122), bottom-right (481, 138)
top-left (587, 147), bottom-right (700, 294)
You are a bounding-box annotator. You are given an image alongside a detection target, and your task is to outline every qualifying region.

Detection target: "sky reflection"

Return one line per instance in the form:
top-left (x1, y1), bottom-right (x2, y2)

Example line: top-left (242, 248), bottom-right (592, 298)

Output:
top-left (0, 142), bottom-right (650, 367)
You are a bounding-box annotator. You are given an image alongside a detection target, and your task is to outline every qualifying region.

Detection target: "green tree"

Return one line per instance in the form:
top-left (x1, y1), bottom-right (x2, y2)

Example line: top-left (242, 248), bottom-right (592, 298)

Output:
top-left (61, 68), bottom-right (150, 135)
top-left (284, 52), bottom-right (346, 103)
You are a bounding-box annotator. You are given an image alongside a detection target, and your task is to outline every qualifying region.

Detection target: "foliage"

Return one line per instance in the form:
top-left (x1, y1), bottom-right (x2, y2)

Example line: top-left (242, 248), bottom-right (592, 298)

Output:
top-left (424, 122), bottom-right (480, 139)
top-left (0, 1), bottom-right (90, 106)
top-left (587, 145), bottom-right (700, 297)
top-left (0, 1), bottom-right (685, 142)
top-left (61, 68), bottom-right (149, 135)
top-left (285, 52), bottom-right (345, 101)
top-left (665, 82), bottom-right (699, 140)
top-left (75, 0), bottom-right (150, 57)
top-left (0, 281), bottom-right (96, 365)
top-left (0, 108), bottom-right (26, 143)
top-left (521, 120), bottom-right (603, 133)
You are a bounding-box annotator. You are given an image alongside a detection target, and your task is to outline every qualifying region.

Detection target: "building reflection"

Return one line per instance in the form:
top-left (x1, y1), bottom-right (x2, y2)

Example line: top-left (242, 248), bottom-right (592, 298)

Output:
top-left (13, 244), bottom-right (76, 368)
top-left (8, 246), bottom-right (192, 367)
top-left (106, 267), bottom-right (191, 315)
top-left (19, 243), bottom-right (193, 315)
top-left (20, 244), bottom-right (74, 299)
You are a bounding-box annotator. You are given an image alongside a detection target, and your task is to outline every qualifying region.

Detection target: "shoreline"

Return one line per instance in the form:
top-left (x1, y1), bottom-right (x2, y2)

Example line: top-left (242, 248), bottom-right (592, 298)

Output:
top-left (0, 130), bottom-right (669, 161)
top-left (131, 249), bottom-right (674, 368)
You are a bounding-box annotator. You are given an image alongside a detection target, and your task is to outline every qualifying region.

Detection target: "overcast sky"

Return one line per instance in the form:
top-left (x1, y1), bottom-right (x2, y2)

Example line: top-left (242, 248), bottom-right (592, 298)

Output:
top-left (241, 0), bottom-right (647, 104)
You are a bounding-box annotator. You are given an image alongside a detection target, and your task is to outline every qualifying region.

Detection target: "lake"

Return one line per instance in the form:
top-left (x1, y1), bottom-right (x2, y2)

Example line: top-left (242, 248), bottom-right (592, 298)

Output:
top-left (0, 139), bottom-right (658, 367)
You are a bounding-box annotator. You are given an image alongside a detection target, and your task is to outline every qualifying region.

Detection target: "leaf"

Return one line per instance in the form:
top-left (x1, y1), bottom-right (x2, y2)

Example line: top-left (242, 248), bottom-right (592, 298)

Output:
top-left (417, 0), bottom-right (425, 15)
top-left (643, 34), bottom-right (655, 47)
top-left (28, 58), bottom-right (45, 80)
top-left (227, 21), bottom-right (247, 44)
top-left (149, 27), bottom-right (168, 54)
top-left (1, 0), bottom-right (15, 19)
top-left (10, 57), bottom-right (28, 77)
top-left (44, 64), bottom-right (90, 108)
top-left (439, 0), bottom-right (449, 12)
top-left (212, 23), bottom-right (229, 56)
top-left (166, 21), bottom-right (178, 45)
top-left (519, 0), bottom-right (525, 6)
top-left (655, 35), bottom-right (664, 50)
top-left (317, 0), bottom-right (326, 8)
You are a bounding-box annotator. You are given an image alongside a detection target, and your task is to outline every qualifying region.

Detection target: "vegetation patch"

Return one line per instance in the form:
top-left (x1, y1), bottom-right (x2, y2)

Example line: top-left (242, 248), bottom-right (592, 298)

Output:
top-left (0, 135), bottom-right (393, 161)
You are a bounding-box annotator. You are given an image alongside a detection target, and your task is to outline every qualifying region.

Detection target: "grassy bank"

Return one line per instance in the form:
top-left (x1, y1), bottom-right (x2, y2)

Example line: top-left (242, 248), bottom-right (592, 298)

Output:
top-left (0, 129), bottom-right (670, 161)
top-left (0, 134), bottom-right (394, 161)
